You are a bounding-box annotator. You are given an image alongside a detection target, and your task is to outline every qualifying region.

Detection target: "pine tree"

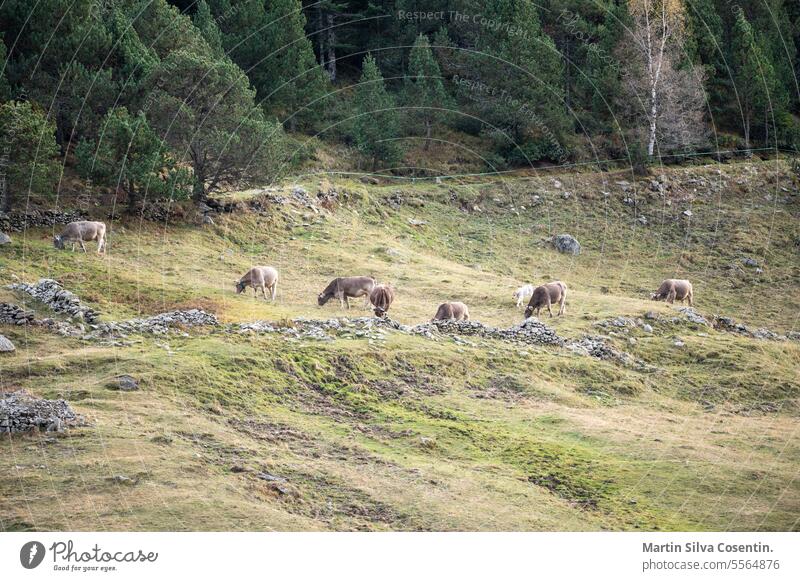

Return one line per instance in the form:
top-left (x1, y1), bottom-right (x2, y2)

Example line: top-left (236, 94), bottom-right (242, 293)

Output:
top-left (0, 101), bottom-right (60, 212)
top-left (353, 54), bottom-right (402, 169)
top-left (731, 8), bottom-right (783, 148)
top-left (75, 108), bottom-right (191, 213)
top-left (0, 34), bottom-right (11, 101)
top-left (406, 34), bottom-right (450, 150)
top-left (192, 0), bottom-right (225, 57)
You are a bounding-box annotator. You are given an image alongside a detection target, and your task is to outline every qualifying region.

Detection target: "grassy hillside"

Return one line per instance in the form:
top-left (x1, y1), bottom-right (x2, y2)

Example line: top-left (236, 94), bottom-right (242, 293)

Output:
top-left (1, 158), bottom-right (798, 531)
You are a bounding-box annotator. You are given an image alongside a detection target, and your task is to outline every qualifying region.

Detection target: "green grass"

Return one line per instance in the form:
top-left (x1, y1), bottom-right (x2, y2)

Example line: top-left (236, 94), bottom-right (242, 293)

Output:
top-left (1, 158), bottom-right (798, 531)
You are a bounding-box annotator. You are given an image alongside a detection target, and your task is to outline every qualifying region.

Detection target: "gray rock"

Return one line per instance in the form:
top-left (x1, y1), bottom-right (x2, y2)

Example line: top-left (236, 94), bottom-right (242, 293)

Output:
top-left (642, 324), bottom-right (653, 333)
top-left (552, 234), bottom-right (581, 255)
top-left (741, 257), bottom-right (759, 268)
top-left (109, 375), bottom-right (139, 391)
top-left (0, 232), bottom-right (11, 245)
top-left (0, 335), bottom-right (15, 352)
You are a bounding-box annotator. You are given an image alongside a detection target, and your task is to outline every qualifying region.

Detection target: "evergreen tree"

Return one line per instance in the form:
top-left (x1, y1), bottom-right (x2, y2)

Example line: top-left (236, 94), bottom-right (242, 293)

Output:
top-left (0, 34), bottom-right (10, 101)
top-left (406, 34), bottom-right (450, 150)
top-left (145, 49), bottom-right (285, 201)
top-left (192, 0), bottom-right (225, 57)
top-left (75, 107), bottom-right (191, 213)
top-left (353, 54), bottom-right (402, 169)
top-left (0, 101), bottom-right (60, 212)
top-left (731, 8), bottom-right (784, 148)
top-left (207, 0), bottom-right (328, 129)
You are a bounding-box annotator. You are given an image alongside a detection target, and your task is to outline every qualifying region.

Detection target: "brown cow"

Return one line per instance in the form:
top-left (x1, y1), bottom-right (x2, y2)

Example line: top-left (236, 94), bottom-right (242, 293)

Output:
top-left (236, 266), bottom-right (279, 300)
top-left (432, 301), bottom-right (470, 321)
top-left (369, 284), bottom-right (395, 318)
top-left (318, 276), bottom-right (376, 309)
top-left (651, 279), bottom-right (693, 306)
top-left (524, 281), bottom-right (567, 318)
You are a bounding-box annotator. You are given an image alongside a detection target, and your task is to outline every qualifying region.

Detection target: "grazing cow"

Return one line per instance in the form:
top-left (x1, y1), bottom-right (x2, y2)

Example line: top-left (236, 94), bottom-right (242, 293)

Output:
top-left (53, 221), bottom-right (106, 254)
top-left (651, 279), bottom-right (693, 306)
top-left (524, 281), bottom-right (567, 318)
top-left (512, 284), bottom-right (534, 308)
top-left (369, 284), bottom-right (395, 318)
top-left (236, 266), bottom-right (279, 300)
top-left (432, 301), bottom-right (470, 321)
top-left (318, 276), bottom-right (376, 309)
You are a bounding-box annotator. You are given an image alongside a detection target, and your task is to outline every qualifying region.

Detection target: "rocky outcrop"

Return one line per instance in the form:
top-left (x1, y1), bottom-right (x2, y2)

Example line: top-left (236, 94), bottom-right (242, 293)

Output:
top-left (8, 279), bottom-right (100, 323)
top-left (0, 391), bottom-right (83, 434)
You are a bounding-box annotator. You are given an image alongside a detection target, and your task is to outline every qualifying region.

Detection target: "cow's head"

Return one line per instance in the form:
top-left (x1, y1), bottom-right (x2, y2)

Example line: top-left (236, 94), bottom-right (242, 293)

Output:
top-left (53, 235), bottom-right (64, 249)
top-left (318, 292), bottom-right (331, 306)
top-left (235, 280), bottom-right (247, 294)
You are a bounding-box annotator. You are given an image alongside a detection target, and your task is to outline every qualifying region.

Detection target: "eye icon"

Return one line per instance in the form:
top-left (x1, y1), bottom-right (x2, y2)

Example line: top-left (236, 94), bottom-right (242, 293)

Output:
top-left (20, 541), bottom-right (46, 569)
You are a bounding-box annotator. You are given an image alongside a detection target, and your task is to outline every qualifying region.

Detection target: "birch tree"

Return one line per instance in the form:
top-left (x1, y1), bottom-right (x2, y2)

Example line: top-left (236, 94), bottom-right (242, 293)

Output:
top-left (619, 0), bottom-right (706, 156)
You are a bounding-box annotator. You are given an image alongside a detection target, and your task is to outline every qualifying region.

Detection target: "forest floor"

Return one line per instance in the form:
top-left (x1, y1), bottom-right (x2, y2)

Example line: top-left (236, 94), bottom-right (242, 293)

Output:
top-left (0, 158), bottom-right (798, 531)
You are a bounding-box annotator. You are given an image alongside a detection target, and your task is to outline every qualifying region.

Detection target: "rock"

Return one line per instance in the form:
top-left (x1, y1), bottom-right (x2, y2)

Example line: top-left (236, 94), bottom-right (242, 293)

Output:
top-left (741, 257), bottom-right (759, 268)
top-left (642, 324), bottom-right (653, 334)
top-left (682, 210), bottom-right (693, 218)
top-left (108, 375), bottom-right (139, 391)
top-left (0, 232), bottom-right (11, 245)
top-left (407, 218), bottom-right (427, 226)
top-left (551, 234), bottom-right (581, 255)
top-left (644, 311), bottom-right (658, 320)
top-left (0, 335), bottom-right (14, 352)
top-left (678, 307), bottom-right (709, 326)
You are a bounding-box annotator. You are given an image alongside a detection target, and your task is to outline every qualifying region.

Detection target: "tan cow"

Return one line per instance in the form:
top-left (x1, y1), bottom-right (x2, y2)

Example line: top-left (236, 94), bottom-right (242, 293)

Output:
top-left (53, 221), bottom-right (106, 254)
top-left (651, 279), bottom-right (693, 306)
top-left (236, 266), bottom-right (279, 300)
top-left (432, 301), bottom-right (470, 321)
top-left (524, 281), bottom-right (567, 318)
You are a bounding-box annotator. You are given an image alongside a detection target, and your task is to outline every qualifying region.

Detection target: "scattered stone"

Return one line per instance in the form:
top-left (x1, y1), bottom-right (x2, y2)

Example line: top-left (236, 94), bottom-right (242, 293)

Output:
top-left (644, 311), bottom-right (658, 320)
top-left (407, 218), bottom-right (427, 226)
top-left (741, 257), bottom-right (760, 268)
top-left (255, 471), bottom-right (287, 482)
top-left (682, 210), bottom-right (693, 218)
top-left (551, 234), bottom-right (581, 255)
top-left (642, 324), bottom-right (653, 334)
top-left (0, 232), bottom-right (11, 245)
top-left (0, 390), bottom-right (83, 434)
top-left (0, 335), bottom-right (15, 353)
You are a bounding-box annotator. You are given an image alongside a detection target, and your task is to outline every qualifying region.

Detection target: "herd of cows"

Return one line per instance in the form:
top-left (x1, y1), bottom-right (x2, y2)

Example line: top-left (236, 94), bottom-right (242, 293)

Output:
top-left (50, 220), bottom-right (696, 322)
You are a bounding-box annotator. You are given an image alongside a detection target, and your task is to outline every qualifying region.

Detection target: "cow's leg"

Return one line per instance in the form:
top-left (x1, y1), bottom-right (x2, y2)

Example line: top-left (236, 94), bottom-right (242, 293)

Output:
top-left (687, 290), bottom-right (694, 307)
top-left (261, 283), bottom-right (268, 299)
top-left (80, 240), bottom-right (87, 253)
top-left (71, 242), bottom-right (76, 252)
top-left (546, 296), bottom-right (554, 317)
top-left (558, 295), bottom-right (566, 316)
top-left (270, 283), bottom-right (277, 301)
top-left (667, 289), bottom-right (676, 304)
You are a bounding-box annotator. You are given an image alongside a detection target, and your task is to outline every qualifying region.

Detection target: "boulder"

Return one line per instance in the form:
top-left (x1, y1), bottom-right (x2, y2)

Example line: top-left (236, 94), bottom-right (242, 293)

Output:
top-left (552, 234), bottom-right (581, 255)
top-left (0, 232), bottom-right (11, 245)
top-left (0, 335), bottom-right (15, 352)
top-left (108, 375), bottom-right (139, 391)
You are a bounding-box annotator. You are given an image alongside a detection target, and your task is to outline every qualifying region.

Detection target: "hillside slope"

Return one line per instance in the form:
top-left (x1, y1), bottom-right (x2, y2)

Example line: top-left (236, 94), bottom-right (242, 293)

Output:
top-left (1, 159), bottom-right (798, 531)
